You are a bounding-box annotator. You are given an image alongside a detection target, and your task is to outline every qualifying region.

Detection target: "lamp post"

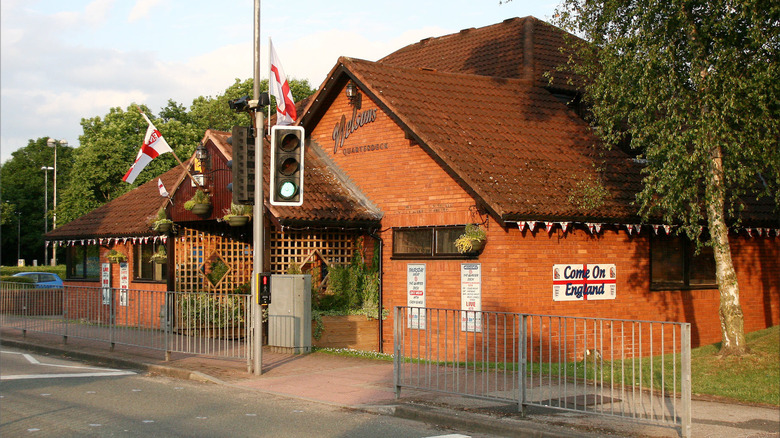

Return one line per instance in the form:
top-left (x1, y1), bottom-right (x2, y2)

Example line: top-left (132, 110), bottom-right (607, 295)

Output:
top-left (47, 138), bottom-right (66, 265)
top-left (41, 166), bottom-right (54, 265)
top-left (17, 212), bottom-right (22, 264)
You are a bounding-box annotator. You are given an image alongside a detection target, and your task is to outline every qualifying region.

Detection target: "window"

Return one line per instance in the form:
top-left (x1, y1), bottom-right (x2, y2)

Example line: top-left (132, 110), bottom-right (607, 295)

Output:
top-left (67, 245), bottom-right (100, 280)
top-left (134, 243), bottom-right (167, 282)
top-left (651, 234), bottom-right (716, 290)
top-left (393, 226), bottom-right (467, 259)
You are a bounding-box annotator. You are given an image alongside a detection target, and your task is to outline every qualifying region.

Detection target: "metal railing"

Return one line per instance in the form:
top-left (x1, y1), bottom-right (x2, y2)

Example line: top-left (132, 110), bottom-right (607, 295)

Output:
top-left (0, 282), bottom-right (252, 363)
top-left (394, 306), bottom-right (691, 438)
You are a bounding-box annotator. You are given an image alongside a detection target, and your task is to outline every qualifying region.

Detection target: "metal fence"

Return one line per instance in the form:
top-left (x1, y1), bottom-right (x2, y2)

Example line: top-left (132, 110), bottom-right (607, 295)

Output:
top-left (394, 306), bottom-right (691, 438)
top-left (0, 282), bottom-right (253, 364)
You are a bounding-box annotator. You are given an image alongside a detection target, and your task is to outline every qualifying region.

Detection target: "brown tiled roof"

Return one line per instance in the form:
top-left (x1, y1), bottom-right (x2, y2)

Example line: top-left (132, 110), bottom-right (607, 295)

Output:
top-left (379, 16), bottom-right (583, 93)
top-left (46, 165), bottom-right (186, 240)
top-left (322, 57), bottom-right (642, 223)
top-left (206, 128), bottom-right (382, 225)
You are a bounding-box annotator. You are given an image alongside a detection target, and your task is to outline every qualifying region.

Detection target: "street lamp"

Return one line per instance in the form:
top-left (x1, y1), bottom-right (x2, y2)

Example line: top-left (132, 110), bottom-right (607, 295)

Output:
top-left (41, 166), bottom-right (54, 265)
top-left (47, 138), bottom-right (66, 265)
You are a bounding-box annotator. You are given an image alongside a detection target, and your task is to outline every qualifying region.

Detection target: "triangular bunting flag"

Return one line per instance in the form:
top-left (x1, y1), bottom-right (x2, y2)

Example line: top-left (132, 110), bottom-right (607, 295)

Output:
top-left (559, 222), bottom-right (570, 233)
top-left (517, 221), bottom-right (527, 232)
top-left (545, 222), bottom-right (555, 234)
top-left (528, 221), bottom-right (537, 232)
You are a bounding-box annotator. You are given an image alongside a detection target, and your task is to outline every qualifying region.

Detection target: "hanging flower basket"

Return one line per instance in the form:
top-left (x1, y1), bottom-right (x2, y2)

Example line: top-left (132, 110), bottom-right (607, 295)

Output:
top-left (153, 220), bottom-right (173, 233)
top-left (190, 203), bottom-right (211, 215)
top-left (225, 215), bottom-right (249, 227)
top-left (150, 246), bottom-right (168, 264)
top-left (184, 189), bottom-right (211, 216)
top-left (222, 203), bottom-right (252, 227)
top-left (106, 249), bottom-right (127, 264)
top-left (455, 224), bottom-right (487, 254)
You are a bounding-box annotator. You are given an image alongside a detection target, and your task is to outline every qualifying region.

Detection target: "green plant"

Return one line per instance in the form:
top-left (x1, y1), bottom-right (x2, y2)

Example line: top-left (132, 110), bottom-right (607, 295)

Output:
top-left (152, 207), bottom-right (173, 231)
top-left (178, 293), bottom-right (246, 328)
top-left (454, 223), bottom-right (487, 253)
top-left (149, 245), bottom-right (167, 263)
top-left (222, 203), bottom-right (252, 220)
top-left (106, 249), bottom-right (127, 263)
top-left (184, 189), bottom-right (210, 211)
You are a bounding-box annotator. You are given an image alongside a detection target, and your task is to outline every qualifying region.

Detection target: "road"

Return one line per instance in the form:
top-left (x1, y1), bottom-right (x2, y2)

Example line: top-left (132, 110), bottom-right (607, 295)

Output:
top-left (0, 347), bottom-right (493, 437)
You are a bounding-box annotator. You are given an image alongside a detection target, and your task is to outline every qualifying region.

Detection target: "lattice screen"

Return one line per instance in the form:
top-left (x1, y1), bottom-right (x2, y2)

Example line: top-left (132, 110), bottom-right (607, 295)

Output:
top-left (269, 229), bottom-right (357, 273)
top-left (174, 225), bottom-right (358, 293)
top-left (175, 226), bottom-right (253, 294)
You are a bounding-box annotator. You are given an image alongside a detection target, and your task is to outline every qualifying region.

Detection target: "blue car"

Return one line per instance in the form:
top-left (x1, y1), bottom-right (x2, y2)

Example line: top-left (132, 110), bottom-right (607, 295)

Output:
top-left (12, 272), bottom-right (64, 289)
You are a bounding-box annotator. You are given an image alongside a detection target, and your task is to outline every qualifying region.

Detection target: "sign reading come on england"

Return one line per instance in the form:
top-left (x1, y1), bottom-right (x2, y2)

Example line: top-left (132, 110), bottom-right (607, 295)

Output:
top-left (553, 264), bottom-right (617, 301)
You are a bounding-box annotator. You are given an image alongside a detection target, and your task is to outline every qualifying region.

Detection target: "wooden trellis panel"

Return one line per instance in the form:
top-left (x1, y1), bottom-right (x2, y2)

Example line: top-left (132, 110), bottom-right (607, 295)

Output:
top-left (269, 229), bottom-right (357, 274)
top-left (175, 226), bottom-right (253, 294)
top-left (174, 226), bottom-right (357, 292)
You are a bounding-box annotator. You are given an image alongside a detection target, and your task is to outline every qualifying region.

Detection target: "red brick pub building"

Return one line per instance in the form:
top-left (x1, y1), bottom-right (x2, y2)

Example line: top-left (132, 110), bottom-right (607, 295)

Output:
top-left (48, 17), bottom-right (778, 354)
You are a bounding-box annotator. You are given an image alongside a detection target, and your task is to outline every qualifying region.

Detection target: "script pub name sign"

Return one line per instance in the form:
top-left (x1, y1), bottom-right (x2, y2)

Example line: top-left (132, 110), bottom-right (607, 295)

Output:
top-left (553, 264), bottom-right (617, 301)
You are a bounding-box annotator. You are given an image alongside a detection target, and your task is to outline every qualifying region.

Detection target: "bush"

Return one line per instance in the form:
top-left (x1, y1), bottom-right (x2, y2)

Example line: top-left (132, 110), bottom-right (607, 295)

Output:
top-left (0, 275), bottom-right (34, 284)
top-left (0, 265), bottom-right (66, 278)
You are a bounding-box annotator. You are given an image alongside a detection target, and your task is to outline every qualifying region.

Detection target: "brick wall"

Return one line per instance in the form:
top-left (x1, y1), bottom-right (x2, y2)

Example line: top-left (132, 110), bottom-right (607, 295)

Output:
top-left (312, 86), bottom-right (779, 353)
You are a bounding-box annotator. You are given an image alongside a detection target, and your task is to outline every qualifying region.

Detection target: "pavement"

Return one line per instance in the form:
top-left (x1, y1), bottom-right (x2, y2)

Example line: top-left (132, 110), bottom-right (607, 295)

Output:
top-left (1, 328), bottom-right (778, 438)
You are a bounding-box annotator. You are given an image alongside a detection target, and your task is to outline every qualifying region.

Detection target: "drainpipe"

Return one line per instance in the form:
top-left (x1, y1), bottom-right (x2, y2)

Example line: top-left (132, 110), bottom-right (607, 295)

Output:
top-left (369, 231), bottom-right (384, 353)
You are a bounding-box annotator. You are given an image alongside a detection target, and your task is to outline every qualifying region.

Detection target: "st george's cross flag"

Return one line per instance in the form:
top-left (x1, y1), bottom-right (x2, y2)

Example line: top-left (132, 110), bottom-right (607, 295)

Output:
top-left (123, 113), bottom-right (173, 183)
top-left (269, 39), bottom-right (297, 126)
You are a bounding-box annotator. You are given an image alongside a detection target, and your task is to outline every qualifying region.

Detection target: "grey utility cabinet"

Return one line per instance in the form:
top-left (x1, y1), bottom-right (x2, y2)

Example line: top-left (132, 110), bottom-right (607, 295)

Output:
top-left (267, 274), bottom-right (311, 354)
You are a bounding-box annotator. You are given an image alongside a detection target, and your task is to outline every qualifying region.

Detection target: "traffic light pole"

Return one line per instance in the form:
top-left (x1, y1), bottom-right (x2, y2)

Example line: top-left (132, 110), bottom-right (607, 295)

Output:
top-left (252, 0), bottom-right (264, 376)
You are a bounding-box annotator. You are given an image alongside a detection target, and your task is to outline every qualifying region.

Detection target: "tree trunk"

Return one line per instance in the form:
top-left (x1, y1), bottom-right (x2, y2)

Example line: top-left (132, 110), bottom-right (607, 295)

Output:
top-left (707, 144), bottom-right (748, 356)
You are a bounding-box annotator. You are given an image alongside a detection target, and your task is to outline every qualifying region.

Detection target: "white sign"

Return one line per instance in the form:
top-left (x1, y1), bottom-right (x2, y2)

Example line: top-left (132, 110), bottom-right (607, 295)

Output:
top-left (461, 263), bottom-right (482, 332)
top-left (119, 262), bottom-right (129, 306)
top-left (101, 263), bottom-right (111, 305)
top-left (553, 264), bottom-right (617, 301)
top-left (407, 263), bottom-right (426, 329)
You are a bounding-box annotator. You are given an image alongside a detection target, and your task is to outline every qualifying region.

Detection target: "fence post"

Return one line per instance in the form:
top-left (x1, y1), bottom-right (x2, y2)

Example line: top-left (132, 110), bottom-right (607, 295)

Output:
top-left (681, 323), bottom-right (692, 438)
top-left (62, 285), bottom-right (69, 343)
top-left (519, 314), bottom-right (527, 415)
top-left (164, 290), bottom-right (171, 362)
top-left (109, 287), bottom-right (116, 351)
top-left (394, 306), bottom-right (402, 400)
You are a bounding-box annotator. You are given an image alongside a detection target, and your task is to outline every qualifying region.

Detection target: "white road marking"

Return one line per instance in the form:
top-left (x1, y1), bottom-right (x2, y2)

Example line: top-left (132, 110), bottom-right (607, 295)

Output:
top-left (0, 350), bottom-right (136, 380)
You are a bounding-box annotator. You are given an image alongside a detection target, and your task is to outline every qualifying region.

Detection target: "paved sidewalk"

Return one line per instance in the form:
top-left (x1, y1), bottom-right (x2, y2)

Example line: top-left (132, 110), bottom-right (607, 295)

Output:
top-left (1, 329), bottom-right (777, 438)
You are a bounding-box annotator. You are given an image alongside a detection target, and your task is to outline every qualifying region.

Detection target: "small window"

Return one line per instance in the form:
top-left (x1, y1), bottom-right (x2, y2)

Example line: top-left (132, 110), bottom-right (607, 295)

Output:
top-left (67, 245), bottom-right (100, 280)
top-left (134, 243), bottom-right (167, 282)
top-left (393, 226), bottom-right (469, 259)
top-left (651, 234), bottom-right (716, 290)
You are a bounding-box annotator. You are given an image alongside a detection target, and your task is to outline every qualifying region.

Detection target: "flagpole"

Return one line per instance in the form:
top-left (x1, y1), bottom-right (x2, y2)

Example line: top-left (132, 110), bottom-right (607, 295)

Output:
top-left (252, 0), bottom-right (264, 376)
top-left (267, 37), bottom-right (272, 134)
top-left (139, 110), bottom-right (203, 188)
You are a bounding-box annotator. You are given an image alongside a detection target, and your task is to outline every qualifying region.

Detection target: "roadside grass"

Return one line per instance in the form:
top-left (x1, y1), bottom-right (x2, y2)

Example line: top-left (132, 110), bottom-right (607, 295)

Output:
top-left (322, 325), bottom-right (779, 406)
top-left (689, 325), bottom-right (778, 406)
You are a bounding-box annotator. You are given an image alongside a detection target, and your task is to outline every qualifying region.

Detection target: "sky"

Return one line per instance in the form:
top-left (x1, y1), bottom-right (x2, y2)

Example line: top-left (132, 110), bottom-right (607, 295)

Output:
top-left (0, 0), bottom-right (559, 163)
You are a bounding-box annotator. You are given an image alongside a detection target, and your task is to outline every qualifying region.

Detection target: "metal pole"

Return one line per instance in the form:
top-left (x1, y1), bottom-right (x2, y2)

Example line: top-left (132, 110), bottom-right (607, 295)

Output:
top-left (42, 167), bottom-right (49, 264)
top-left (251, 0), bottom-right (264, 376)
top-left (53, 142), bottom-right (58, 265)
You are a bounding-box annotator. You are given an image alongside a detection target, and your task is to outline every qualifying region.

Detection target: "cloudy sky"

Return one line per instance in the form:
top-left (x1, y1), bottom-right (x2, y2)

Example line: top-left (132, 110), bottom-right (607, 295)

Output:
top-left (0, 0), bottom-right (559, 163)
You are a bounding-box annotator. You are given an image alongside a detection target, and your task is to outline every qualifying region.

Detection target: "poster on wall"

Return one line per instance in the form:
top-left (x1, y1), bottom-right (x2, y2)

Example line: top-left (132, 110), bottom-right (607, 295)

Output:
top-left (119, 262), bottom-right (129, 306)
top-left (461, 263), bottom-right (482, 332)
top-left (407, 263), bottom-right (426, 329)
top-left (101, 263), bottom-right (111, 305)
top-left (553, 264), bottom-right (617, 301)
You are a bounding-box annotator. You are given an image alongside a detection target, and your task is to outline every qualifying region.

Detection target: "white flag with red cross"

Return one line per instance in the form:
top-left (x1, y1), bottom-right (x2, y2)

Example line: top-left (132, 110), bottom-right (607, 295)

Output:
top-left (123, 113), bottom-right (173, 184)
top-left (269, 39), bottom-right (297, 126)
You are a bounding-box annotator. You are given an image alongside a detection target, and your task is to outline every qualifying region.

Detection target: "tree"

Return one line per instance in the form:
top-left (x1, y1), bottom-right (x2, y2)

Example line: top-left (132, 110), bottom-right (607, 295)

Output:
top-left (555, 1), bottom-right (780, 355)
top-left (58, 105), bottom-right (202, 223)
top-left (0, 138), bottom-right (74, 264)
top-left (188, 77), bottom-right (315, 132)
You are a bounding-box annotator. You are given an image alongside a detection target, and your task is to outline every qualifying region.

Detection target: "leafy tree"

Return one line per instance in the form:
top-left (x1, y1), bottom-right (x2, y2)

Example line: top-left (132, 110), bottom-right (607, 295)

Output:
top-left (0, 138), bottom-right (74, 264)
top-left (188, 77), bottom-right (315, 132)
top-left (555, 0), bottom-right (779, 355)
top-left (58, 105), bottom-right (201, 223)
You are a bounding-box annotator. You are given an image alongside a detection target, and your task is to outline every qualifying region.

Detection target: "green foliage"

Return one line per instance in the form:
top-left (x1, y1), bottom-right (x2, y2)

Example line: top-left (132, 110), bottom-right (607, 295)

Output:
top-left (454, 224), bottom-right (487, 253)
top-left (178, 293), bottom-right (246, 328)
top-left (205, 258), bottom-right (229, 286)
top-left (0, 266), bottom-right (66, 278)
top-left (554, 0), bottom-right (780, 233)
top-left (315, 240), bottom-right (380, 316)
top-left (184, 189), bottom-right (211, 210)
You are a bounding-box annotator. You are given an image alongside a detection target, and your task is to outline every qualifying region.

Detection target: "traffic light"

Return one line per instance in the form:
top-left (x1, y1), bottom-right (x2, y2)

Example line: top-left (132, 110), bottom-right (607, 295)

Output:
top-left (257, 272), bottom-right (272, 305)
top-left (231, 125), bottom-right (255, 204)
top-left (270, 126), bottom-right (305, 206)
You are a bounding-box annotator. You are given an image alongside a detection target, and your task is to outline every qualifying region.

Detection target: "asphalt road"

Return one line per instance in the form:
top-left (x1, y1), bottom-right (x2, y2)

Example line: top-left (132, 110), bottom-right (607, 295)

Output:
top-left (0, 347), bottom-right (493, 437)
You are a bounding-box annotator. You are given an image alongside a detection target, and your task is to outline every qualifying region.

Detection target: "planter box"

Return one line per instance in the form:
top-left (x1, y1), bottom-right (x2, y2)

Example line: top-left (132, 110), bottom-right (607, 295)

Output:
top-left (312, 315), bottom-right (379, 352)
